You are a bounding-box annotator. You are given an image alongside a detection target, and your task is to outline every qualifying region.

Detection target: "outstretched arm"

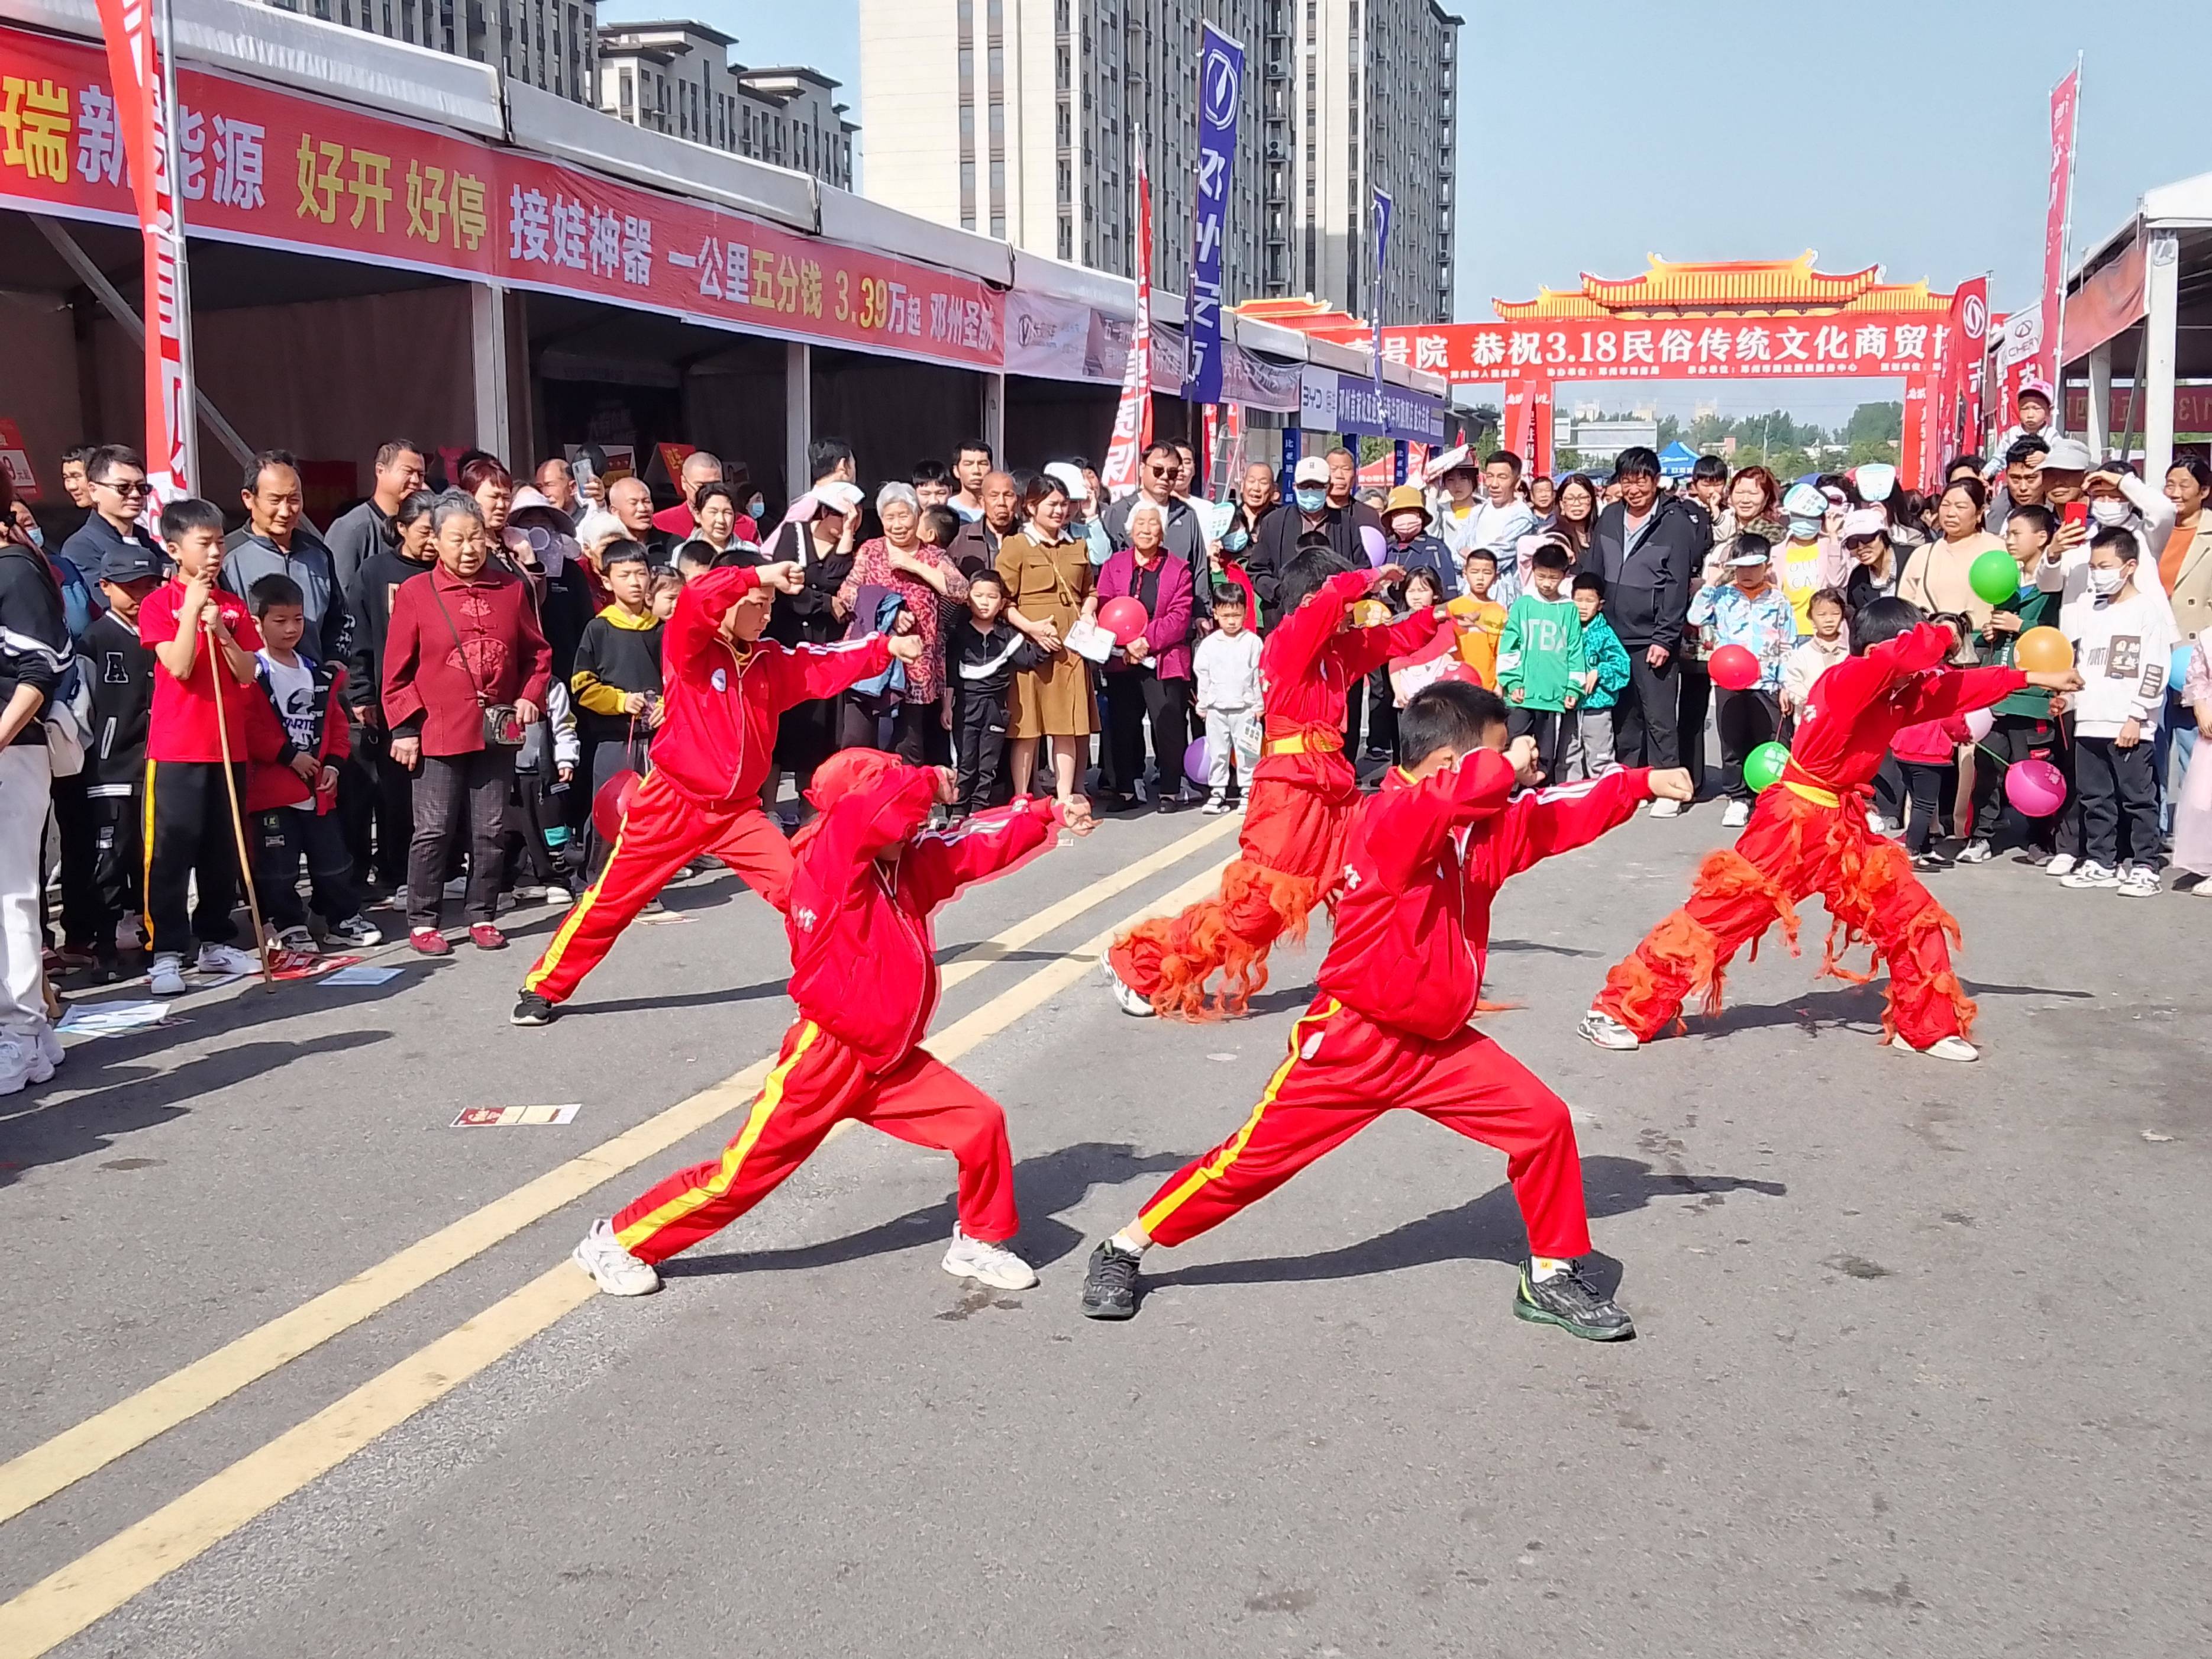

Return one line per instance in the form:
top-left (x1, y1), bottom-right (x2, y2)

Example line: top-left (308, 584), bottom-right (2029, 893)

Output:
top-left (1262, 569), bottom-right (1373, 686)
top-left (905, 795), bottom-right (1067, 914)
top-left (1475, 767), bottom-right (1658, 883)
top-left (766, 633), bottom-right (897, 714)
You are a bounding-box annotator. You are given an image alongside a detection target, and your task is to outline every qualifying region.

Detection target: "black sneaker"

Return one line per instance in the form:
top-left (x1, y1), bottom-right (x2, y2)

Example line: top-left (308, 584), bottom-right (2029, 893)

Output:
top-left (1512, 1261), bottom-right (1635, 1341)
top-left (510, 991), bottom-right (557, 1027)
top-left (1078, 1241), bottom-right (1144, 1320)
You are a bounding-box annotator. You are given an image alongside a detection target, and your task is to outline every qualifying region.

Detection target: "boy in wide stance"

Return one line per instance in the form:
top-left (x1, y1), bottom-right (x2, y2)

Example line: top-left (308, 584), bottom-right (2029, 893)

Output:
top-left (573, 753), bottom-right (1094, 1297)
top-left (1081, 681), bottom-right (1691, 1338)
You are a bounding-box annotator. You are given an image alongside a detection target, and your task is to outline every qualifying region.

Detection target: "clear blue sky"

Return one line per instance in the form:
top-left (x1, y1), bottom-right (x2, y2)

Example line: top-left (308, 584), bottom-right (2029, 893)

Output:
top-left (611, 1), bottom-right (2209, 418)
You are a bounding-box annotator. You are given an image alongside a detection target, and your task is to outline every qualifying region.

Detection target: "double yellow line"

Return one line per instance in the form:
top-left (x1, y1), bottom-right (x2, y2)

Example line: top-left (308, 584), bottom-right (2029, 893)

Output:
top-left (0, 815), bottom-right (1239, 1657)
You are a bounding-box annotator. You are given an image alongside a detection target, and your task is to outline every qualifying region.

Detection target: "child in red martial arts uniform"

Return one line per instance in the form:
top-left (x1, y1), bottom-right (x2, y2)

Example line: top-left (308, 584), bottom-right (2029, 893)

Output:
top-left (1080, 680), bottom-right (1693, 1339)
top-left (511, 558), bottom-right (923, 1025)
top-left (1104, 546), bottom-right (1455, 1020)
top-left (571, 753), bottom-right (1094, 1297)
top-left (1579, 598), bottom-right (2082, 1063)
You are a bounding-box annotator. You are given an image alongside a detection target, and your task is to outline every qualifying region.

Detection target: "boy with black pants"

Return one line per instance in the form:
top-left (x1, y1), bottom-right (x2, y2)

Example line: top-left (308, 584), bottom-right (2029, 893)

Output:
top-left (1964, 504), bottom-right (2065, 863)
top-left (138, 499), bottom-right (265, 996)
top-left (947, 570), bottom-right (1041, 817)
top-left (2060, 525), bottom-right (2175, 895)
top-left (83, 543), bottom-right (160, 981)
top-left (569, 541), bottom-right (664, 872)
top-left (246, 574), bottom-right (380, 951)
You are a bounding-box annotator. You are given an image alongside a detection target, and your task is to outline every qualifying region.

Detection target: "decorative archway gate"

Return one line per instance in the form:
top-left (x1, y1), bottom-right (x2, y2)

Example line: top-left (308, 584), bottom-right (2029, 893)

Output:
top-left (1376, 254), bottom-right (1988, 488)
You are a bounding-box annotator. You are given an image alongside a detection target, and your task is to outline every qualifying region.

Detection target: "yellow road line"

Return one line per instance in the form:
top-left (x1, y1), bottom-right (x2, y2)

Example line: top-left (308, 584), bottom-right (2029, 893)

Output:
top-left (0, 854), bottom-right (1236, 1658)
top-left (0, 814), bottom-right (1237, 1530)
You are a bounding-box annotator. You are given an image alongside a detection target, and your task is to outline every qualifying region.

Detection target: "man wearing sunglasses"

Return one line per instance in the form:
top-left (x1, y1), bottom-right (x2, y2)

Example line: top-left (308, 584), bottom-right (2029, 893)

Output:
top-left (57, 444), bottom-right (166, 596)
top-left (1100, 441), bottom-right (1201, 561)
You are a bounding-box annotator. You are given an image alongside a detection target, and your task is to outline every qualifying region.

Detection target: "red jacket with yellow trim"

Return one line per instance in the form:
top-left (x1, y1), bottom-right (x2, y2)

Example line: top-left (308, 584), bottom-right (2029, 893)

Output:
top-left (1786, 622), bottom-right (2023, 795)
top-left (785, 762), bottom-right (1062, 1073)
top-left (1257, 569), bottom-right (1449, 791)
top-left (650, 565), bottom-right (892, 808)
top-left (1320, 757), bottom-right (1653, 1040)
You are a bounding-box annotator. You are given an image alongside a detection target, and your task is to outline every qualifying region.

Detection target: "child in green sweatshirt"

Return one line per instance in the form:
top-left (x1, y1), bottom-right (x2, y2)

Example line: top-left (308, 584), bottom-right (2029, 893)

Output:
top-left (1568, 571), bottom-right (1632, 778)
top-left (1498, 540), bottom-right (1586, 783)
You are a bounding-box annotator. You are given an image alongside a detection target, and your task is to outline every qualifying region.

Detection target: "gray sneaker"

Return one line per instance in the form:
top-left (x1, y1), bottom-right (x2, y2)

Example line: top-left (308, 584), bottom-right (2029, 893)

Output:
top-left (1577, 1009), bottom-right (1641, 1051)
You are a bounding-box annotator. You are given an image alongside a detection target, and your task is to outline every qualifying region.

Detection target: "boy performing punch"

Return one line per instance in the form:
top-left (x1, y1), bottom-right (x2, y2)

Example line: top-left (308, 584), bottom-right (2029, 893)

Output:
top-left (1104, 548), bottom-right (1454, 1019)
top-left (512, 560), bottom-right (921, 1025)
top-left (571, 755), bottom-right (1094, 1297)
top-left (1081, 682), bottom-right (1691, 1338)
top-left (1580, 601), bottom-right (2082, 1062)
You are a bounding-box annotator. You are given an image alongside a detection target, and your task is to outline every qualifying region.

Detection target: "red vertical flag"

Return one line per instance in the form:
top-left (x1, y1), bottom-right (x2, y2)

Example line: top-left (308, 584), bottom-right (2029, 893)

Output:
top-left (2037, 66), bottom-right (2081, 395)
top-left (92, 0), bottom-right (192, 497)
top-left (1100, 141), bottom-right (1155, 500)
top-left (1949, 277), bottom-right (1990, 456)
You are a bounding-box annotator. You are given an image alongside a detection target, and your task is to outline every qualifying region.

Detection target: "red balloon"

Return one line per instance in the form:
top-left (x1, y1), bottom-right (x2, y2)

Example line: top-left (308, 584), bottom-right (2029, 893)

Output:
top-left (593, 769), bottom-right (643, 844)
top-left (1098, 596), bottom-right (1150, 647)
top-left (1709, 643), bottom-right (1760, 692)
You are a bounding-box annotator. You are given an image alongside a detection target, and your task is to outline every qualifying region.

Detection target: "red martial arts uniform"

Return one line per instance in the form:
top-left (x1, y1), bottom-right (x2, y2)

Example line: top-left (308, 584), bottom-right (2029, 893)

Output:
top-left (1134, 752), bottom-right (1657, 1257)
top-left (1594, 622), bottom-right (2025, 1049)
top-left (522, 565), bottom-right (890, 1006)
top-left (611, 760), bottom-right (1062, 1264)
top-left (1110, 568), bottom-right (1448, 1018)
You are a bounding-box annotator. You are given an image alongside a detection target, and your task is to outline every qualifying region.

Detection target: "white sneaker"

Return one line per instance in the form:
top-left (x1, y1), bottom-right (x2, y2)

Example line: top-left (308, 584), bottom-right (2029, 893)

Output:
top-left (148, 953), bottom-right (187, 996)
top-left (942, 1229), bottom-right (1038, 1290)
top-left (2117, 866), bottom-right (2162, 898)
top-left (1864, 809), bottom-right (1887, 835)
top-left (1102, 957), bottom-right (1156, 1018)
top-left (273, 925), bottom-right (318, 955)
top-left (2061, 861), bottom-right (2119, 890)
top-left (34, 1022), bottom-right (64, 1071)
top-left (1889, 1033), bottom-right (1980, 1063)
top-left (1649, 797), bottom-right (1683, 819)
top-left (196, 942), bottom-right (262, 977)
top-left (571, 1219), bottom-right (660, 1296)
top-left (0, 1037), bottom-right (28, 1097)
top-left (1721, 799), bottom-right (1751, 829)
top-left (1954, 840), bottom-right (1994, 864)
top-left (2045, 854), bottom-right (2077, 878)
top-left (1202, 793), bottom-right (1231, 815)
top-left (1578, 1009), bottom-right (1642, 1051)
top-left (19, 1032), bottom-right (53, 1085)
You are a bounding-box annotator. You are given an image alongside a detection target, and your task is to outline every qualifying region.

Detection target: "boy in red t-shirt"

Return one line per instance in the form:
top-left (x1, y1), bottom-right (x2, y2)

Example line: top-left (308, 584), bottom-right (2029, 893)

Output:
top-left (1081, 681), bottom-right (1690, 1340)
top-left (137, 498), bottom-right (266, 995)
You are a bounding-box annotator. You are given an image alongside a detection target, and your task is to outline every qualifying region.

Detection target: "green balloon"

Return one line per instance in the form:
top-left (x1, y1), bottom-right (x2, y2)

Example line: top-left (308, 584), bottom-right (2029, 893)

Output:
top-left (1745, 741), bottom-right (1791, 793)
top-left (1968, 547), bottom-right (2020, 606)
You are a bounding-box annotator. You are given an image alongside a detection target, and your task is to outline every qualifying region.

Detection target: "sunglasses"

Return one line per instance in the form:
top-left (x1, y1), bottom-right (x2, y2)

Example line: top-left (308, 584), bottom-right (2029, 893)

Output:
top-left (100, 477), bottom-right (151, 496)
top-left (1842, 534), bottom-right (1884, 551)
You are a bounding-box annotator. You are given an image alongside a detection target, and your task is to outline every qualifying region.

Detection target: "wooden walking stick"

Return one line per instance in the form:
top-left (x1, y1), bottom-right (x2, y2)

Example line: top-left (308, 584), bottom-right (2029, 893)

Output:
top-left (204, 611), bottom-right (275, 988)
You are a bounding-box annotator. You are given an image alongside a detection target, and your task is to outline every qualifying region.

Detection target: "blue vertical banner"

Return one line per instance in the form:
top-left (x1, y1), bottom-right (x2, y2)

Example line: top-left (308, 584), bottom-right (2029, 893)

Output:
top-left (1280, 425), bottom-right (1300, 496)
top-left (1393, 441), bottom-right (1409, 485)
top-left (1183, 22), bottom-right (1245, 406)
top-left (1369, 186), bottom-right (1393, 391)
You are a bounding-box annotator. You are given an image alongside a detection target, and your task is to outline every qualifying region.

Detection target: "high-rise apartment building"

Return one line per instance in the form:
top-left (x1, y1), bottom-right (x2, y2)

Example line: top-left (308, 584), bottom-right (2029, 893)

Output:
top-left (257, 0), bottom-right (601, 106)
top-left (858, 0), bottom-right (1458, 324)
top-left (596, 22), bottom-right (858, 191)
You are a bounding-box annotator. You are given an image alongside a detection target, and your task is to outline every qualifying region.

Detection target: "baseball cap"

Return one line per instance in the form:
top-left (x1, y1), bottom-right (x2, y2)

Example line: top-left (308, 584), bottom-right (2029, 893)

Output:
top-left (99, 543), bottom-right (162, 583)
top-left (2019, 377), bottom-right (2055, 404)
top-left (1293, 457), bottom-right (1330, 486)
top-left (2036, 437), bottom-right (2093, 471)
top-left (1727, 544), bottom-right (1774, 567)
top-left (1839, 506), bottom-right (1890, 542)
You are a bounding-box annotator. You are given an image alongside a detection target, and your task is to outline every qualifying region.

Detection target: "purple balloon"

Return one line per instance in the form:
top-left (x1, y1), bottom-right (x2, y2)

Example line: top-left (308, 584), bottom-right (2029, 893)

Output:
top-left (1184, 737), bottom-right (1213, 785)
top-left (1359, 524), bottom-right (1387, 566)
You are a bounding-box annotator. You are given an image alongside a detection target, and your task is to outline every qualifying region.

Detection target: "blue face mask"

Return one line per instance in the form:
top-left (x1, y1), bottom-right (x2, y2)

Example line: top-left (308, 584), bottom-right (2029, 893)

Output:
top-left (1294, 488), bottom-right (1328, 513)
top-left (1788, 516), bottom-right (1822, 541)
top-left (23, 524), bottom-right (43, 550)
top-left (1220, 528), bottom-right (1249, 554)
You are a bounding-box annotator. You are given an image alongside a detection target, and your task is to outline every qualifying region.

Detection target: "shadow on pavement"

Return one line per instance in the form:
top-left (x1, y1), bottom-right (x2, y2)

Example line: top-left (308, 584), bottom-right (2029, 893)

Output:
top-left (1678, 976), bottom-right (2089, 1039)
top-left (663, 1140), bottom-right (1192, 1280)
top-left (1138, 1154), bottom-right (1785, 1294)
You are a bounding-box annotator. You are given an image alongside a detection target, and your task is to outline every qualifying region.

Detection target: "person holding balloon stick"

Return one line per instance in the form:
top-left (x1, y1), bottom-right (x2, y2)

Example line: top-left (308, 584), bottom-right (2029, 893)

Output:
top-left (1691, 534), bottom-right (1797, 830)
top-left (511, 559), bottom-right (922, 1027)
top-left (1580, 598), bottom-right (2082, 1064)
top-left (1104, 548), bottom-right (1456, 1021)
top-left (1953, 505), bottom-right (2071, 866)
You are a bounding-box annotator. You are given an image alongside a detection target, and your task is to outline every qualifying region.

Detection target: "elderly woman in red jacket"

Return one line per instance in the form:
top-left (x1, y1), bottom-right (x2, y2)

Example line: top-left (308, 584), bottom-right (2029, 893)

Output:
top-left (1097, 499), bottom-right (1196, 812)
top-left (382, 490), bottom-right (553, 954)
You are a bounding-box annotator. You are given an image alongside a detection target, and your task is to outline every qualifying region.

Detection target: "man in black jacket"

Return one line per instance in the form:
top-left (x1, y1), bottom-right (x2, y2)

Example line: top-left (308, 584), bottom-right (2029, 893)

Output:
top-left (1247, 457), bottom-right (1364, 626)
top-left (1590, 447), bottom-right (1709, 805)
top-left (324, 440), bottom-right (425, 592)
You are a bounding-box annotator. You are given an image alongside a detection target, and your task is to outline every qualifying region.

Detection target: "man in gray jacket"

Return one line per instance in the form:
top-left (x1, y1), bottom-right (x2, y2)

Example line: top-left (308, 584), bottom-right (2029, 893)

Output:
top-left (221, 450), bottom-right (352, 666)
top-left (324, 438), bottom-right (426, 593)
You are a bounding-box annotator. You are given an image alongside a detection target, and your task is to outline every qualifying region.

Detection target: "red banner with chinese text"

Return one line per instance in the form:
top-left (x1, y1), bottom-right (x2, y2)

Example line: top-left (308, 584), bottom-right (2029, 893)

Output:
top-left (1948, 277), bottom-right (1988, 457)
top-left (1384, 315), bottom-right (1953, 383)
top-left (0, 24), bottom-right (1002, 371)
top-left (2039, 66), bottom-right (2080, 390)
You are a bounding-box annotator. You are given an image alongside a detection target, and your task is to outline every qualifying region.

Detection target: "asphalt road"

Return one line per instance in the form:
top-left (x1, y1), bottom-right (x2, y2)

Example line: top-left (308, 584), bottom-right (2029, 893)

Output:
top-left (2, 797), bottom-right (2207, 1658)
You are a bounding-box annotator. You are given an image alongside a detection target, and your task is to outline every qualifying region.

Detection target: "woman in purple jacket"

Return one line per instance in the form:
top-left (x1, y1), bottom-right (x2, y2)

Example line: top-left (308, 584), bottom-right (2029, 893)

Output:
top-left (1097, 500), bottom-right (1195, 812)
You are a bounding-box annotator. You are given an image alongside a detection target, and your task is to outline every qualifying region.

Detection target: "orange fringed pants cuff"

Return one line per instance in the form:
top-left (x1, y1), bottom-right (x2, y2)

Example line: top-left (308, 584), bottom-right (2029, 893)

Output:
top-left (1594, 789), bottom-right (1977, 1049)
top-left (1109, 859), bottom-right (1323, 1020)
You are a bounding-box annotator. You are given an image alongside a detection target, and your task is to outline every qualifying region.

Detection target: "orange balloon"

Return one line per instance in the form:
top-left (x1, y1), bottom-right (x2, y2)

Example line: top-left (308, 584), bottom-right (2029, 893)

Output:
top-left (2014, 625), bottom-right (2074, 674)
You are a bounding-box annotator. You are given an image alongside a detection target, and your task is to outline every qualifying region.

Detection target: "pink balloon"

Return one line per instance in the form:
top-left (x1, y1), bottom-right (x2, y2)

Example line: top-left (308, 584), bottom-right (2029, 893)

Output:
top-left (1098, 596), bottom-right (1149, 647)
top-left (1964, 707), bottom-right (1995, 743)
top-left (2003, 757), bottom-right (2067, 818)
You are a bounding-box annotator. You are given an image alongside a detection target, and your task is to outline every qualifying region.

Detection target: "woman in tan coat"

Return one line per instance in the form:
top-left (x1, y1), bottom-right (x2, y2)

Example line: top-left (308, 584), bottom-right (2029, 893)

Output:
top-left (1898, 476), bottom-right (2007, 647)
top-left (995, 475), bottom-right (1098, 803)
